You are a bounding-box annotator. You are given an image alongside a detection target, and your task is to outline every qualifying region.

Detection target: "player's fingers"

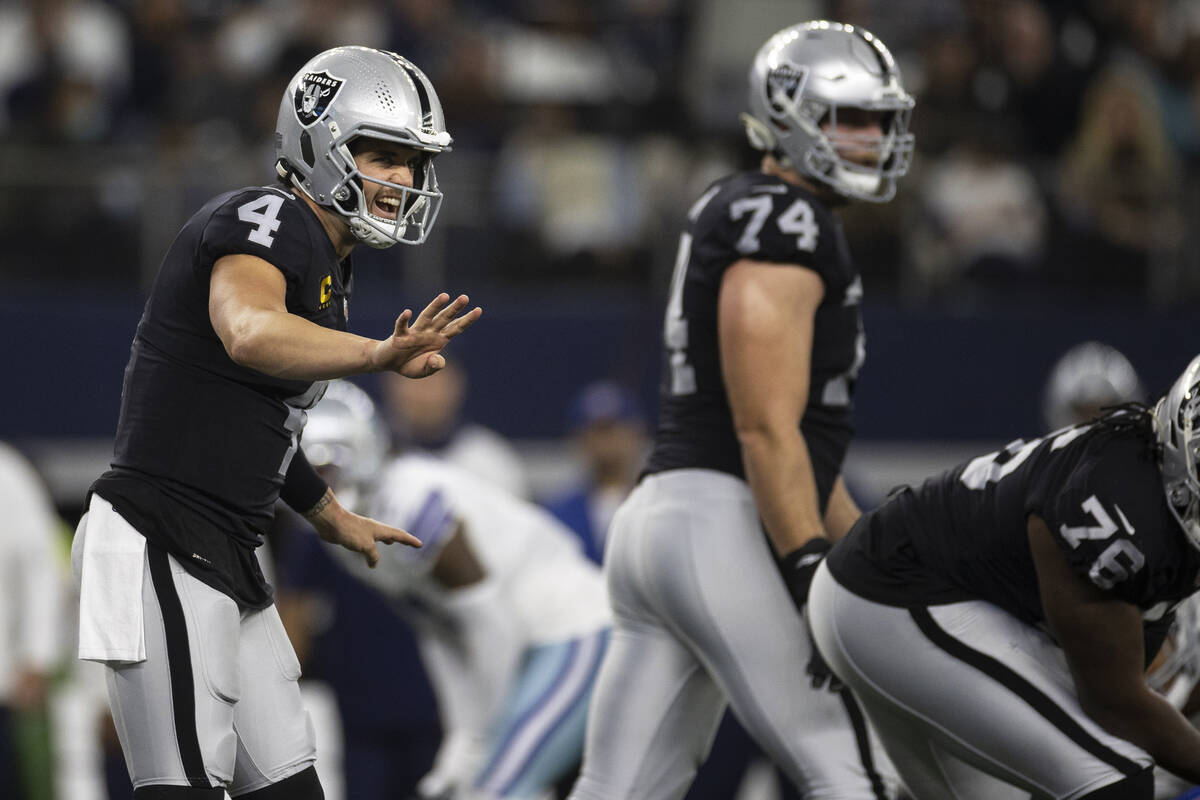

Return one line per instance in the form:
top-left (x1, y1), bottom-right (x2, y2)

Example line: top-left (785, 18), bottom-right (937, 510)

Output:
top-left (363, 544), bottom-right (381, 569)
top-left (393, 309), bottom-right (412, 337)
top-left (442, 305), bottom-right (482, 338)
top-left (413, 293), bottom-right (451, 326)
top-left (429, 294), bottom-right (471, 327)
top-left (377, 527), bottom-right (423, 548)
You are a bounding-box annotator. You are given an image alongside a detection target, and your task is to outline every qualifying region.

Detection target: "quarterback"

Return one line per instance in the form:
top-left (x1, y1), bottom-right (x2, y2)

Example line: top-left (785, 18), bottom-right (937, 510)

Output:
top-left (71, 46), bottom-right (479, 799)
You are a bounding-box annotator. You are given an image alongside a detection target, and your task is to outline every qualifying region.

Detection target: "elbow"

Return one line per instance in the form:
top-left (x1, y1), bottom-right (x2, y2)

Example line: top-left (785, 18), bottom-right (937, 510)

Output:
top-left (733, 421), bottom-right (790, 455)
top-left (221, 319), bottom-right (266, 369)
top-left (1077, 684), bottom-right (1153, 740)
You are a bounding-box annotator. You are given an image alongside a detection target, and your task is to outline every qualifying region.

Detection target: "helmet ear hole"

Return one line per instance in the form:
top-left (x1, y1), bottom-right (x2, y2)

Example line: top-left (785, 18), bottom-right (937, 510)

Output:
top-left (300, 131), bottom-right (316, 168)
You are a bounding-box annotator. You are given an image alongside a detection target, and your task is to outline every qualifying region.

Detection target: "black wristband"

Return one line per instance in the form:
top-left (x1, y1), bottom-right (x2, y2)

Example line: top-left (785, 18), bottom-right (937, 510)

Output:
top-left (279, 447), bottom-right (328, 514)
top-left (778, 538), bottom-right (833, 613)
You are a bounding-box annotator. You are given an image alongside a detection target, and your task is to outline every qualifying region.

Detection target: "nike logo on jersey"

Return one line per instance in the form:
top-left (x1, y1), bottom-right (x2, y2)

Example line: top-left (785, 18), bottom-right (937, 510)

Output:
top-left (1114, 503), bottom-right (1136, 535)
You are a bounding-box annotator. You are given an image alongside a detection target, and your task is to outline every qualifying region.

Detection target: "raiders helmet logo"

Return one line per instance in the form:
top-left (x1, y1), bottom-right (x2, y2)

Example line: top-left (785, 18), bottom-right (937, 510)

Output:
top-left (294, 70), bottom-right (345, 127)
top-left (766, 63), bottom-right (808, 116)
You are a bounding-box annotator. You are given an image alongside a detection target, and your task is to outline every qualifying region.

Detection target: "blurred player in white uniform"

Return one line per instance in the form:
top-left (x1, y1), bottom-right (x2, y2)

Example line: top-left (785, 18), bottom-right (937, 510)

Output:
top-left (305, 381), bottom-right (611, 800)
top-left (0, 442), bottom-right (64, 800)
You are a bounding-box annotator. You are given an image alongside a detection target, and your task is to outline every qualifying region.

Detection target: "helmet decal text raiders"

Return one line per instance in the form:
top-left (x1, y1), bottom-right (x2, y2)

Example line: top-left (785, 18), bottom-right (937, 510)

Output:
top-left (294, 70), bottom-right (345, 127)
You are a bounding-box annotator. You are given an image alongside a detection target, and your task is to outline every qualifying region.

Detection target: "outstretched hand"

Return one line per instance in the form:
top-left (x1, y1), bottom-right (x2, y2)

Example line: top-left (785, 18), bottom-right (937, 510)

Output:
top-left (304, 489), bottom-right (421, 568)
top-left (372, 293), bottom-right (482, 378)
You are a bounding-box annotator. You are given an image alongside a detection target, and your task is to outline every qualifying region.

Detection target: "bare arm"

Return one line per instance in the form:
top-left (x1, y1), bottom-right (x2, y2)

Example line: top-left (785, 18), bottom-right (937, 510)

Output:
top-left (1029, 514), bottom-right (1200, 783)
top-left (718, 259), bottom-right (827, 557)
top-left (823, 475), bottom-right (862, 543)
top-left (209, 254), bottom-right (481, 381)
top-left (303, 488), bottom-right (422, 568)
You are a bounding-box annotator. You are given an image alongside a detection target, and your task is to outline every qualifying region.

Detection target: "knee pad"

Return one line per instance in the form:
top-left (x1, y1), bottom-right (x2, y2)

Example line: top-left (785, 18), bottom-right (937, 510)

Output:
top-left (133, 786), bottom-right (225, 799)
top-left (234, 765), bottom-right (324, 800)
top-left (1077, 766), bottom-right (1153, 800)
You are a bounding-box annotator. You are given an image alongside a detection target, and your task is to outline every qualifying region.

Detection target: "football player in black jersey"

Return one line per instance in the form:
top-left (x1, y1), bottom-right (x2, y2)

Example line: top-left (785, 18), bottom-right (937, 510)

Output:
top-left (808, 355), bottom-right (1200, 799)
top-left (70, 47), bottom-right (481, 799)
top-left (568, 21), bottom-right (914, 800)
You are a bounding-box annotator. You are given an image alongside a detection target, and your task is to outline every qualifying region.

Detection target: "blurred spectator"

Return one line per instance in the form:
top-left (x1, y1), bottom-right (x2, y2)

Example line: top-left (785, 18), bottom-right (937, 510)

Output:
top-left (492, 102), bottom-right (653, 284)
top-left (544, 380), bottom-right (648, 563)
top-left (1042, 340), bottom-right (1145, 430)
top-left (0, 442), bottom-right (65, 800)
top-left (1, 0), bottom-right (130, 143)
top-left (908, 115), bottom-right (1047, 300)
top-left (381, 360), bottom-right (532, 497)
top-left (1055, 64), bottom-right (1184, 294)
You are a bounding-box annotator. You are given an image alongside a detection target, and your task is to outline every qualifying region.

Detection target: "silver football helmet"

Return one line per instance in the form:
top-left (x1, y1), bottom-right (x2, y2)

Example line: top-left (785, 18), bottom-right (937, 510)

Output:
top-left (305, 380), bottom-right (390, 514)
top-left (1043, 342), bottom-right (1144, 431)
top-left (741, 21), bottom-right (915, 202)
top-left (275, 46), bottom-right (452, 247)
top-left (1154, 354), bottom-right (1200, 551)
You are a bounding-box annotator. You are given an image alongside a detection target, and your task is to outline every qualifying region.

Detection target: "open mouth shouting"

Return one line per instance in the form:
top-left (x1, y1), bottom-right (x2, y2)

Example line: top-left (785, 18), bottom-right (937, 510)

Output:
top-left (370, 193), bottom-right (402, 221)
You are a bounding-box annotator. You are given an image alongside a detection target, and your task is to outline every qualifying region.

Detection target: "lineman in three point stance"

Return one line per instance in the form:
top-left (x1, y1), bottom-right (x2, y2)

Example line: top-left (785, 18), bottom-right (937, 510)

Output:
top-left (809, 355), bottom-right (1200, 799)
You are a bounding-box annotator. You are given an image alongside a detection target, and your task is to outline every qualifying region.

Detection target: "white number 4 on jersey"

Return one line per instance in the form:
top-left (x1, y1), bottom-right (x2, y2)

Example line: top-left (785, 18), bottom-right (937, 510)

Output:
top-left (237, 195), bottom-right (285, 247)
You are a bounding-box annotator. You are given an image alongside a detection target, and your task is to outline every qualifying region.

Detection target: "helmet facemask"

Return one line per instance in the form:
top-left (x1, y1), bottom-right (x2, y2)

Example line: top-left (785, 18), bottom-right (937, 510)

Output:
top-left (743, 22), bottom-right (916, 203)
top-left (796, 101), bottom-right (914, 202)
top-left (1155, 356), bottom-right (1200, 550)
top-left (275, 46), bottom-right (452, 249)
top-left (324, 122), bottom-right (445, 248)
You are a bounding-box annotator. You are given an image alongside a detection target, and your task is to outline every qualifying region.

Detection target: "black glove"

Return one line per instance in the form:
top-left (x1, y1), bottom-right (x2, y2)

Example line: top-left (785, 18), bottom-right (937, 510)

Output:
top-left (805, 620), bottom-right (845, 692)
top-left (777, 537), bottom-right (832, 613)
top-left (778, 538), bottom-right (845, 692)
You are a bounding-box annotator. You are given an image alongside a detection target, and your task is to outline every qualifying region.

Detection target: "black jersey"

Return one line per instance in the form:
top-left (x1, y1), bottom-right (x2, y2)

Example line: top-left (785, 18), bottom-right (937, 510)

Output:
top-left (643, 171), bottom-right (863, 512)
top-left (828, 421), bottom-right (1200, 631)
top-left (91, 186), bottom-right (350, 608)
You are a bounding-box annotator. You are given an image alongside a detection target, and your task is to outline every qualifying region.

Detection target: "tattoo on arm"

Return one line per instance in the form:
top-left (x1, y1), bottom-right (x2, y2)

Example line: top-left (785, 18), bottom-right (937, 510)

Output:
top-left (302, 489), bottom-right (334, 520)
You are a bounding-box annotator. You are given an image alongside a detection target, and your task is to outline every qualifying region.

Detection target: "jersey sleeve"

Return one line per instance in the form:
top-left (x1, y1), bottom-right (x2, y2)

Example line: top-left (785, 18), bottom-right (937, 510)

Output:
top-left (1041, 439), bottom-right (1156, 605)
top-left (696, 182), bottom-right (841, 283)
top-left (198, 189), bottom-right (316, 286)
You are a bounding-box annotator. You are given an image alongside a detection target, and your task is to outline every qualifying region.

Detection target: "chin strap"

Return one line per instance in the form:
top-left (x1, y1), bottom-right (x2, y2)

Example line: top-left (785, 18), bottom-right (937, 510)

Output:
top-left (348, 215), bottom-right (399, 249)
top-left (740, 112), bottom-right (797, 170)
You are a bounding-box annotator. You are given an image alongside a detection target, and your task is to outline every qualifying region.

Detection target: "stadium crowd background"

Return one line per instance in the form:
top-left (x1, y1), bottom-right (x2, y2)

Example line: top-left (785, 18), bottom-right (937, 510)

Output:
top-left (2, 0), bottom-right (1200, 798)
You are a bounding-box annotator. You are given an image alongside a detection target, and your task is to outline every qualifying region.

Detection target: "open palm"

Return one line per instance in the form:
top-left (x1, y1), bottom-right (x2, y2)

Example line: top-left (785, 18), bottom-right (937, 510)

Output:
top-left (373, 293), bottom-right (482, 377)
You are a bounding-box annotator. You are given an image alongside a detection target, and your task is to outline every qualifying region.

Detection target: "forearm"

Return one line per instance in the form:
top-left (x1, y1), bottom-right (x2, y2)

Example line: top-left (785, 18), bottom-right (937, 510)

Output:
top-left (822, 476), bottom-right (861, 542)
top-left (299, 488), bottom-right (339, 536)
top-left (739, 425), bottom-right (825, 557)
top-left (223, 307), bottom-right (378, 380)
top-left (1083, 689), bottom-right (1200, 784)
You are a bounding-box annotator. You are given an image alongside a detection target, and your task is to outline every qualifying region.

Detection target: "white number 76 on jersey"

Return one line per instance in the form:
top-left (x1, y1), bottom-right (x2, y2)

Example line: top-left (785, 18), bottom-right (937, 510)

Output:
top-left (1060, 494), bottom-right (1145, 590)
top-left (1059, 494), bottom-right (1135, 547)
